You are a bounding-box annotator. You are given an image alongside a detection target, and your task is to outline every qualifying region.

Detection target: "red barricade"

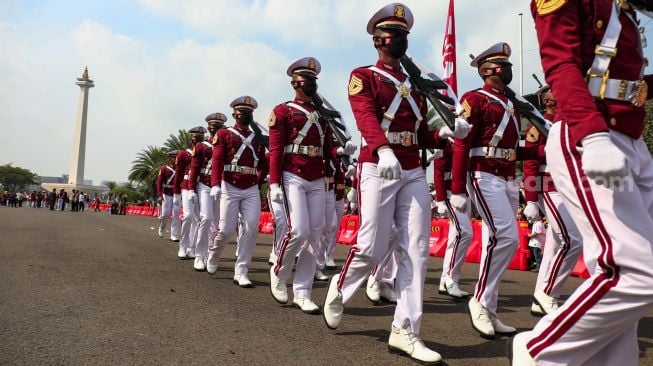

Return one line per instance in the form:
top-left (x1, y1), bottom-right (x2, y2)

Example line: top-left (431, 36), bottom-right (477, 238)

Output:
top-left (336, 214), bottom-right (359, 245)
top-left (507, 221), bottom-right (533, 271)
top-left (259, 211), bottom-right (274, 234)
top-left (428, 219), bottom-right (449, 257)
top-left (571, 253), bottom-right (591, 279)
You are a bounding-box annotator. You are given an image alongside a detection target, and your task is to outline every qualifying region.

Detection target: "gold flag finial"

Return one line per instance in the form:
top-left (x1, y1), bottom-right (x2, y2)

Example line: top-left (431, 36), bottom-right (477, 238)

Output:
top-left (82, 66), bottom-right (89, 79)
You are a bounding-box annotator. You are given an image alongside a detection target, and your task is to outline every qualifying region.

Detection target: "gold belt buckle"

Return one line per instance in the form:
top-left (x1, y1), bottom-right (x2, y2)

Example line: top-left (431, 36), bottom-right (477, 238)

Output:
top-left (401, 132), bottom-right (413, 147)
top-left (307, 146), bottom-right (319, 157)
top-left (507, 149), bottom-right (516, 162)
top-left (630, 80), bottom-right (648, 107)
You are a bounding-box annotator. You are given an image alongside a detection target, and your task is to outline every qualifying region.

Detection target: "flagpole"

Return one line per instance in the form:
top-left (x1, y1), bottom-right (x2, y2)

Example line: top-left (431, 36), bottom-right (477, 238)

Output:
top-left (519, 12), bottom-right (524, 95)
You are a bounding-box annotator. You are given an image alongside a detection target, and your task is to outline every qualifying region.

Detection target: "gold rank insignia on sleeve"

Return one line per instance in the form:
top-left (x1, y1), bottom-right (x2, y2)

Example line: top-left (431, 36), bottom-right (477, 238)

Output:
top-left (526, 126), bottom-right (540, 143)
top-left (461, 99), bottom-right (472, 119)
top-left (535, 0), bottom-right (567, 15)
top-left (348, 75), bottom-right (363, 95)
top-left (268, 111), bottom-right (276, 127)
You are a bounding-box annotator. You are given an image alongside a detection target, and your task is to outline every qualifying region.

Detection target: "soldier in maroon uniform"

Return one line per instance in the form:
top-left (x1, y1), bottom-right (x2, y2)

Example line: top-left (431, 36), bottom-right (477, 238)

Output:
top-left (450, 42), bottom-right (543, 340)
top-left (174, 127), bottom-right (205, 260)
top-left (434, 140), bottom-right (473, 299)
top-left (511, 2), bottom-right (653, 365)
top-left (321, 3), bottom-right (469, 364)
top-left (267, 56), bottom-right (347, 314)
top-left (206, 96), bottom-right (268, 288)
top-left (520, 89), bottom-right (583, 318)
top-left (188, 115), bottom-right (226, 271)
top-left (156, 150), bottom-right (181, 241)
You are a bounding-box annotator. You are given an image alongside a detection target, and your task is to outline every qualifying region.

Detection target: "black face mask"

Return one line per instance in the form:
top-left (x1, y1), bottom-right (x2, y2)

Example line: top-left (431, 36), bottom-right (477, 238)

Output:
top-left (301, 79), bottom-right (318, 97)
top-left (498, 66), bottom-right (513, 85)
top-left (389, 34), bottom-right (408, 59)
top-left (238, 113), bottom-right (253, 126)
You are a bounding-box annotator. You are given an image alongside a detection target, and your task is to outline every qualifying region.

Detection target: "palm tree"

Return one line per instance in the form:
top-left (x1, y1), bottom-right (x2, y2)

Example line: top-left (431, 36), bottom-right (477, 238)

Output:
top-left (128, 145), bottom-right (168, 198)
top-left (164, 129), bottom-right (191, 152)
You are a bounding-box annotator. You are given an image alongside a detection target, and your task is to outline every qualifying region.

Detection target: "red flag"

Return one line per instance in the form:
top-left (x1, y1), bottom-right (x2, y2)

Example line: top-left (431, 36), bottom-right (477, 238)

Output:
top-left (442, 0), bottom-right (457, 96)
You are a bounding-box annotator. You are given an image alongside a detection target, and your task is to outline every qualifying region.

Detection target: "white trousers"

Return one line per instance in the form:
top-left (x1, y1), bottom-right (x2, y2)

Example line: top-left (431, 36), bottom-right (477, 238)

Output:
top-left (273, 172), bottom-right (326, 299)
top-left (326, 198), bottom-right (345, 260)
top-left (371, 226), bottom-right (399, 289)
top-left (440, 197), bottom-right (473, 284)
top-left (158, 194), bottom-right (181, 239)
top-left (269, 190), bottom-right (287, 257)
top-left (535, 190), bottom-right (583, 299)
top-left (210, 183), bottom-right (260, 276)
top-left (338, 163), bottom-right (430, 334)
top-left (192, 183), bottom-right (220, 258)
top-left (528, 123), bottom-right (653, 366)
top-left (180, 189), bottom-right (199, 254)
top-left (466, 170), bottom-right (520, 318)
top-left (317, 189), bottom-right (336, 269)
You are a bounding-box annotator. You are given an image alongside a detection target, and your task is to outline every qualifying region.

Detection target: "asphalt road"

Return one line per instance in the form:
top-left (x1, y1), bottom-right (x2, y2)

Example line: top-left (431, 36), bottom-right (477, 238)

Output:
top-left (1, 207), bottom-right (652, 365)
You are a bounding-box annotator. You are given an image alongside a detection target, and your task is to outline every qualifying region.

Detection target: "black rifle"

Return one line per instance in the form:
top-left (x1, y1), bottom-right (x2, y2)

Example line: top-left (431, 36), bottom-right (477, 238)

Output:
top-left (504, 87), bottom-right (549, 139)
top-left (249, 121), bottom-right (269, 150)
top-left (311, 94), bottom-right (351, 167)
top-left (399, 55), bottom-right (457, 131)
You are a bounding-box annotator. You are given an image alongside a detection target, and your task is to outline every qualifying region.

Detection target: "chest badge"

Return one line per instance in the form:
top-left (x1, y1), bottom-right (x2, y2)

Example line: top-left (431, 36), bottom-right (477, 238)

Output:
top-left (399, 83), bottom-right (409, 98)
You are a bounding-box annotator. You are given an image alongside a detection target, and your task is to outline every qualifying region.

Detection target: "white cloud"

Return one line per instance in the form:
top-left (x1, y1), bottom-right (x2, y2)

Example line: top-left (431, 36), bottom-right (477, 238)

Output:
top-left (0, 0), bottom-right (618, 185)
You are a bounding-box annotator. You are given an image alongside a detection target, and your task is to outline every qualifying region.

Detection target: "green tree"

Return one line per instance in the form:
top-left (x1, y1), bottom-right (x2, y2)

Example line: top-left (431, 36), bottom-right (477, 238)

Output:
top-left (164, 129), bottom-right (191, 152)
top-left (0, 163), bottom-right (38, 192)
top-left (103, 180), bottom-right (118, 191)
top-left (128, 145), bottom-right (168, 198)
top-left (643, 101), bottom-right (653, 152)
top-left (112, 181), bottom-right (146, 204)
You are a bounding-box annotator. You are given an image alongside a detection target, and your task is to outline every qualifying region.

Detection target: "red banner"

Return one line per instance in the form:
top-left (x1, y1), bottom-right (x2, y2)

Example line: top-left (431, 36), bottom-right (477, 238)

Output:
top-left (442, 0), bottom-right (457, 95)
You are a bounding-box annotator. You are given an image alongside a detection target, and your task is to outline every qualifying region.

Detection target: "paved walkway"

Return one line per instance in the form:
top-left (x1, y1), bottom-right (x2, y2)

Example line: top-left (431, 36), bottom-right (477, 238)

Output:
top-left (1, 208), bottom-right (651, 365)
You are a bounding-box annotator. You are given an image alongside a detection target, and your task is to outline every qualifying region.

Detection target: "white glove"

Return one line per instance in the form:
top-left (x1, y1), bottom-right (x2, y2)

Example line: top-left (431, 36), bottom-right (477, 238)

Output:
top-left (350, 201), bottom-right (358, 212)
top-left (337, 141), bottom-right (357, 156)
top-left (523, 201), bottom-right (540, 222)
top-left (346, 188), bottom-right (357, 205)
top-left (210, 185), bottom-right (221, 199)
top-left (449, 193), bottom-right (469, 212)
top-left (377, 148), bottom-right (402, 180)
top-left (580, 132), bottom-right (628, 187)
top-left (172, 194), bottom-right (181, 206)
top-left (187, 191), bottom-right (197, 203)
top-left (439, 118), bottom-right (472, 139)
top-left (436, 200), bottom-right (448, 216)
top-left (425, 150), bottom-right (438, 165)
top-left (270, 183), bottom-right (284, 203)
top-left (344, 164), bottom-right (356, 179)
top-left (453, 118), bottom-right (472, 139)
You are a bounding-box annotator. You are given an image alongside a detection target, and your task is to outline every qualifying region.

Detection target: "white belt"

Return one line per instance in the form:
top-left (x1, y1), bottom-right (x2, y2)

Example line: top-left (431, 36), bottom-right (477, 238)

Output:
top-left (470, 147), bottom-right (516, 161)
top-left (200, 168), bottom-right (211, 175)
top-left (587, 76), bottom-right (648, 106)
top-left (284, 144), bottom-right (323, 157)
top-left (224, 165), bottom-right (257, 175)
top-left (163, 184), bottom-right (173, 188)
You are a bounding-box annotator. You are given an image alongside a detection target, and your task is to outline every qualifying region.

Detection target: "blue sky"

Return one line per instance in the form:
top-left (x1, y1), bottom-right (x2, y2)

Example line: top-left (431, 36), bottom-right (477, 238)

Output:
top-left (2, 0), bottom-right (653, 184)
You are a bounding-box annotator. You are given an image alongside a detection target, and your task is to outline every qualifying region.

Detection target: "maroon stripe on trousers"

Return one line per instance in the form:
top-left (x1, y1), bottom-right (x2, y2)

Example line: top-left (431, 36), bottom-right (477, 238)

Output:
top-left (527, 123), bottom-right (620, 357)
top-left (469, 173), bottom-right (498, 300)
top-left (338, 162), bottom-right (364, 290)
top-left (541, 191), bottom-right (572, 295)
top-left (445, 199), bottom-right (463, 277)
top-left (273, 181), bottom-right (293, 276)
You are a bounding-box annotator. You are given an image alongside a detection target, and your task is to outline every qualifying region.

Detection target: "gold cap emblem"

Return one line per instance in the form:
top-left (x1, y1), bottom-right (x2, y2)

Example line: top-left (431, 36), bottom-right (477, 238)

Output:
top-left (503, 43), bottom-right (511, 56)
top-left (244, 96), bottom-right (251, 105)
top-left (308, 58), bottom-right (316, 70)
top-left (394, 5), bottom-right (405, 18)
